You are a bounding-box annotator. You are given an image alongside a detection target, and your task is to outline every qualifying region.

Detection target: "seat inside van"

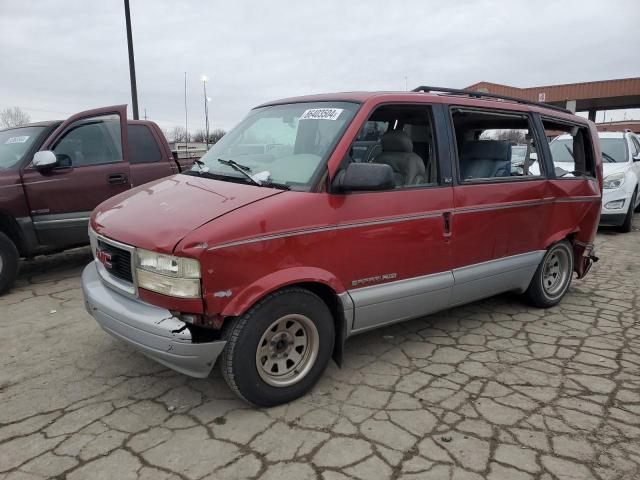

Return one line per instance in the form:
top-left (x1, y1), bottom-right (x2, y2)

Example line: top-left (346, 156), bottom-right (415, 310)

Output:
top-left (350, 104), bottom-right (438, 187)
top-left (459, 140), bottom-right (512, 180)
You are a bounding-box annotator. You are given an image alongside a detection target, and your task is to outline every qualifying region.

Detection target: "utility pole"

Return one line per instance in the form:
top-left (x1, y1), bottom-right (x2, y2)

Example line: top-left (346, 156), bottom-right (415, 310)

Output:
top-left (184, 72), bottom-right (189, 156)
top-left (123, 0), bottom-right (139, 119)
top-left (202, 75), bottom-right (210, 149)
top-left (144, 108), bottom-right (147, 120)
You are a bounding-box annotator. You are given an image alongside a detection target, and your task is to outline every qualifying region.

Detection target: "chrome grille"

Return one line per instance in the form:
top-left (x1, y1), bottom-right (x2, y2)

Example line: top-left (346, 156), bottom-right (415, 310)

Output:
top-left (96, 239), bottom-right (133, 283)
top-left (89, 227), bottom-right (137, 297)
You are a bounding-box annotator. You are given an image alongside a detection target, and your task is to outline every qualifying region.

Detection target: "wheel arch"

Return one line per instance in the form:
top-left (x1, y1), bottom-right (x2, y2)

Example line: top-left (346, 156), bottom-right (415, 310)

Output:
top-left (219, 268), bottom-right (349, 367)
top-left (543, 228), bottom-right (578, 251)
top-left (0, 210), bottom-right (25, 256)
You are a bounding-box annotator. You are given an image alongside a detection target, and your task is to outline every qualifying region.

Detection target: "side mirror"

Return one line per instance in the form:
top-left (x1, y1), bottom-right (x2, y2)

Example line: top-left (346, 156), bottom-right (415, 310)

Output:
top-left (332, 162), bottom-right (395, 192)
top-left (32, 151), bottom-right (71, 171)
top-left (32, 151), bottom-right (59, 171)
top-left (633, 154), bottom-right (640, 162)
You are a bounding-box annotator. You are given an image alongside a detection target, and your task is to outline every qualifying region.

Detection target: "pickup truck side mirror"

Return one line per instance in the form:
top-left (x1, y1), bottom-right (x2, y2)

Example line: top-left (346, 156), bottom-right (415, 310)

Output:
top-left (32, 151), bottom-right (71, 172)
top-left (33, 151), bottom-right (58, 171)
top-left (332, 162), bottom-right (395, 192)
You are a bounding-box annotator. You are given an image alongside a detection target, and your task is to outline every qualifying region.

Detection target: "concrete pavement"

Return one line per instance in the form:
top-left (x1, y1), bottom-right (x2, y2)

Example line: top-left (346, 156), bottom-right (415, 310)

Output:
top-left (1, 228), bottom-right (639, 479)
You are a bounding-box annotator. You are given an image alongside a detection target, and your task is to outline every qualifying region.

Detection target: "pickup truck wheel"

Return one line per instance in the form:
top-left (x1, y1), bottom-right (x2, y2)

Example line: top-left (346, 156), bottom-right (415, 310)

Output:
top-left (620, 190), bottom-right (637, 232)
top-left (0, 232), bottom-right (20, 294)
top-left (524, 240), bottom-right (573, 308)
top-left (220, 288), bottom-right (335, 407)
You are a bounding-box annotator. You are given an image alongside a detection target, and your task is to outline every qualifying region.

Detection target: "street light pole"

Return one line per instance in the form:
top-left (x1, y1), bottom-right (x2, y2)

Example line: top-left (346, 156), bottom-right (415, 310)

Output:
top-left (123, 0), bottom-right (139, 120)
top-left (201, 75), bottom-right (210, 149)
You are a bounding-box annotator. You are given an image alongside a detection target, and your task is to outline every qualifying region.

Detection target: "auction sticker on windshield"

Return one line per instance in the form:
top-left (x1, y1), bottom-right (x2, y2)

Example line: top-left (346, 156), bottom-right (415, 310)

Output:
top-left (4, 136), bottom-right (30, 144)
top-left (299, 108), bottom-right (344, 121)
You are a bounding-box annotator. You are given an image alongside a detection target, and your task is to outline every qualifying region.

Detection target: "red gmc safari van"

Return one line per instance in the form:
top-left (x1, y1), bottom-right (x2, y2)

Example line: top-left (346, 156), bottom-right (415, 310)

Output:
top-left (83, 87), bottom-right (602, 406)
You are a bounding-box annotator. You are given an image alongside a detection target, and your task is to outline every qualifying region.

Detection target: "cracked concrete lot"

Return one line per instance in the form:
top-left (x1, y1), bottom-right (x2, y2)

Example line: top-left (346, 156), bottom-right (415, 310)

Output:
top-left (1, 228), bottom-right (639, 480)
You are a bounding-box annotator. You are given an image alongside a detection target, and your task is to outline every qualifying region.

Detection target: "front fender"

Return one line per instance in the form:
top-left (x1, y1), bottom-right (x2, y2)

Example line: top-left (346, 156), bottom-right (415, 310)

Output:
top-left (220, 266), bottom-right (346, 317)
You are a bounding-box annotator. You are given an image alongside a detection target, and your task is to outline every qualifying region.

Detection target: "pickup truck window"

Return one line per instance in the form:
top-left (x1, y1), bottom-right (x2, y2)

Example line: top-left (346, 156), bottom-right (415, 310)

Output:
top-left (53, 114), bottom-right (122, 167)
top-left (128, 124), bottom-right (161, 163)
top-left (192, 102), bottom-right (359, 190)
top-left (0, 126), bottom-right (46, 170)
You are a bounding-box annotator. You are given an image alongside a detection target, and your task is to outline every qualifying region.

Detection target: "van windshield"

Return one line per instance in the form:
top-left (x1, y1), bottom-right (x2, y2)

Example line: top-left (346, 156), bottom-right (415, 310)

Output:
top-left (0, 126), bottom-right (46, 170)
top-left (191, 102), bottom-right (359, 190)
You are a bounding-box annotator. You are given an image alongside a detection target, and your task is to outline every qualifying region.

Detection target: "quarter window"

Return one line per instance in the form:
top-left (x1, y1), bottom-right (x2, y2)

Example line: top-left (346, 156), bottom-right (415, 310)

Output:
top-left (128, 124), bottom-right (161, 164)
top-left (542, 118), bottom-right (596, 177)
top-left (53, 114), bottom-right (122, 167)
top-left (451, 109), bottom-right (542, 181)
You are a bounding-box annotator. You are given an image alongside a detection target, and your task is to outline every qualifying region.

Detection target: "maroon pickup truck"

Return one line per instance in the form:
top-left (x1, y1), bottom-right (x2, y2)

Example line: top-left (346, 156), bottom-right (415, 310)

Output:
top-left (0, 105), bottom-right (192, 292)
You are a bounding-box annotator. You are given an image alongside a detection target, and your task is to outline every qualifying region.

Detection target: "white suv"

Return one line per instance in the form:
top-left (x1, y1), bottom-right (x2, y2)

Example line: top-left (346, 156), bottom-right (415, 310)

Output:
top-left (550, 131), bottom-right (640, 232)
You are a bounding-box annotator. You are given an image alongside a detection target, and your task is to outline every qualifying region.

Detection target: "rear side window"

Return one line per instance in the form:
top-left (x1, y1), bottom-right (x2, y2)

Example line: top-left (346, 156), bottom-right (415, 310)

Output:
top-left (128, 124), bottom-right (161, 164)
top-left (451, 108), bottom-right (543, 182)
top-left (542, 118), bottom-right (596, 178)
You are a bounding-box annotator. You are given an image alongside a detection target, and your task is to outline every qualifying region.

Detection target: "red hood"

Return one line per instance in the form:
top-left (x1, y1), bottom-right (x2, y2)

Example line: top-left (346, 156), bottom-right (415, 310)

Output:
top-left (92, 174), bottom-right (283, 253)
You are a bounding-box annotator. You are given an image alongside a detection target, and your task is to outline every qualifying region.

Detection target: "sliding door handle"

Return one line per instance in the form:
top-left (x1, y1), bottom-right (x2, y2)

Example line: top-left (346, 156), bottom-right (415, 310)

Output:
top-left (443, 212), bottom-right (452, 236)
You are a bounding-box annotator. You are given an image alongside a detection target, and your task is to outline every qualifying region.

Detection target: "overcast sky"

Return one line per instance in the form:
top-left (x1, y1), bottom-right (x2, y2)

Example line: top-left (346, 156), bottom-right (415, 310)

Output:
top-left (1, 0), bottom-right (639, 133)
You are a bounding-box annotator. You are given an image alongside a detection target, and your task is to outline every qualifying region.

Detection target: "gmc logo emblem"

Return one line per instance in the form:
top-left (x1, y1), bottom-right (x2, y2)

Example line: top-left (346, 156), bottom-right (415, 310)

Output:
top-left (96, 248), bottom-right (113, 269)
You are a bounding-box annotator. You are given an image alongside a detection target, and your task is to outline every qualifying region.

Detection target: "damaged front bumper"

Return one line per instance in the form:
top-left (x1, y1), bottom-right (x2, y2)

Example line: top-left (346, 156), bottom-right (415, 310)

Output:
top-left (82, 262), bottom-right (225, 378)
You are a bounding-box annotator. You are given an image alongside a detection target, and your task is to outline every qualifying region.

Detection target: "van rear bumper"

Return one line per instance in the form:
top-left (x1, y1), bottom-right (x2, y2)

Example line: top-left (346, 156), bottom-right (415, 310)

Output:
top-left (82, 262), bottom-right (225, 378)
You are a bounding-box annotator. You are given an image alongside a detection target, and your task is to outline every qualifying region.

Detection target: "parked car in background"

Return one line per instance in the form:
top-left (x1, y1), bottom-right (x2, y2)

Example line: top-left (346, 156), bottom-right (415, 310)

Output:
top-left (0, 105), bottom-right (193, 293)
top-left (83, 88), bottom-right (602, 406)
top-left (549, 130), bottom-right (640, 232)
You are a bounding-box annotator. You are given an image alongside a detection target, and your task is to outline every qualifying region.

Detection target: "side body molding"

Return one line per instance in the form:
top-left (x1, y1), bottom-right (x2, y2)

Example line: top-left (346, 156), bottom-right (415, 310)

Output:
top-left (347, 251), bottom-right (545, 335)
top-left (449, 250), bottom-right (545, 307)
top-left (349, 271), bottom-right (453, 334)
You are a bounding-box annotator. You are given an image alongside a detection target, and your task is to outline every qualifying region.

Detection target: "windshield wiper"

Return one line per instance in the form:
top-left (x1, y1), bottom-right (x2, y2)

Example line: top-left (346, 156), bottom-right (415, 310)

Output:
top-left (218, 158), bottom-right (261, 187)
top-left (192, 158), bottom-right (209, 173)
top-left (217, 158), bottom-right (291, 190)
top-left (601, 152), bottom-right (616, 163)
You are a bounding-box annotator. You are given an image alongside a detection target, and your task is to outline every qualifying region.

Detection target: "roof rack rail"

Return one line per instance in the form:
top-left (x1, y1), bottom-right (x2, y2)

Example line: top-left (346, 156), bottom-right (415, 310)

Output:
top-left (412, 85), bottom-right (573, 115)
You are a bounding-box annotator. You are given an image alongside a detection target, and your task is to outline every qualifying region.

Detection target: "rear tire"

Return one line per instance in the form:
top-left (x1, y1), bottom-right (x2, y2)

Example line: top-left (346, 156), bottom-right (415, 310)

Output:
top-left (620, 190), bottom-right (637, 232)
top-left (524, 240), bottom-right (573, 308)
top-left (220, 287), bottom-right (335, 407)
top-left (0, 232), bottom-right (20, 294)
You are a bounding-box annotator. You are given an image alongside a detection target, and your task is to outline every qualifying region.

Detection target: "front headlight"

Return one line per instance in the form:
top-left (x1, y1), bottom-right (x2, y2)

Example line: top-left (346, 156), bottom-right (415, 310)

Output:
top-left (603, 172), bottom-right (625, 190)
top-left (135, 248), bottom-right (201, 298)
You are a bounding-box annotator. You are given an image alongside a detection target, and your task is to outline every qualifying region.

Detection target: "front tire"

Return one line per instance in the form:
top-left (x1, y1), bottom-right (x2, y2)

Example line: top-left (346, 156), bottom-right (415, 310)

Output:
top-left (524, 240), bottom-right (573, 308)
top-left (220, 288), bottom-right (335, 407)
top-left (0, 232), bottom-right (20, 294)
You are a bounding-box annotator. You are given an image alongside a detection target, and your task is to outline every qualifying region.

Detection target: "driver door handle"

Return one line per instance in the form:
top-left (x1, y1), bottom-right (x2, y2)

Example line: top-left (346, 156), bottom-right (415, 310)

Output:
top-left (107, 173), bottom-right (128, 185)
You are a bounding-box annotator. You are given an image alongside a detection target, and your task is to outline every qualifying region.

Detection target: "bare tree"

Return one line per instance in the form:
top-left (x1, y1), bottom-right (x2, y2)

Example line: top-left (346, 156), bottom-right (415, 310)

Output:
top-left (192, 129), bottom-right (206, 142)
top-left (209, 128), bottom-right (226, 145)
top-left (166, 126), bottom-right (190, 142)
top-left (0, 107), bottom-right (31, 129)
top-left (481, 129), bottom-right (527, 144)
top-left (193, 128), bottom-right (226, 144)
